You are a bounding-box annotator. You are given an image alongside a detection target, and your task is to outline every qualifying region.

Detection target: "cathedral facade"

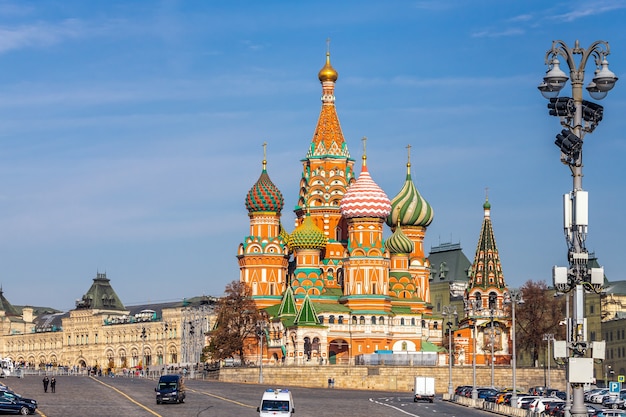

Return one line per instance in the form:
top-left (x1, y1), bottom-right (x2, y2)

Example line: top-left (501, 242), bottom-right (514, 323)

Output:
top-left (238, 51), bottom-right (448, 365)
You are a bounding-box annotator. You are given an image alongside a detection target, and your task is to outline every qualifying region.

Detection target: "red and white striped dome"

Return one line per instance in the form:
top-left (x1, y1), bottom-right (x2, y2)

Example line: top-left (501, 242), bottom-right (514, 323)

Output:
top-left (340, 165), bottom-right (391, 219)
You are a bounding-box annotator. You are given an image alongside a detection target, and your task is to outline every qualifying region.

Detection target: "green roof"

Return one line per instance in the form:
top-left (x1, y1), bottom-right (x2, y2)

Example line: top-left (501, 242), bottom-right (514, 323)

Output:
top-left (294, 295), bottom-right (319, 326)
top-left (421, 339), bottom-right (445, 352)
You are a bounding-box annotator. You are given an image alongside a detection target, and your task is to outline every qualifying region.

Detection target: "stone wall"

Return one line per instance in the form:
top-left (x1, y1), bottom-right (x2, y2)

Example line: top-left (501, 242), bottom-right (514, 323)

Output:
top-left (219, 365), bottom-right (566, 393)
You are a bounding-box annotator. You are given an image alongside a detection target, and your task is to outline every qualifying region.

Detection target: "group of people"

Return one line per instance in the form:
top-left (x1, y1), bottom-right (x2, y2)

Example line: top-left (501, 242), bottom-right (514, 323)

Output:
top-left (42, 376), bottom-right (56, 393)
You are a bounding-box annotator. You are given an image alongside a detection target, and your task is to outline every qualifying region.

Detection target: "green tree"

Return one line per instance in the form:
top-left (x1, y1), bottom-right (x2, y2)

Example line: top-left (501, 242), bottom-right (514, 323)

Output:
top-left (516, 280), bottom-right (566, 367)
top-left (205, 280), bottom-right (260, 364)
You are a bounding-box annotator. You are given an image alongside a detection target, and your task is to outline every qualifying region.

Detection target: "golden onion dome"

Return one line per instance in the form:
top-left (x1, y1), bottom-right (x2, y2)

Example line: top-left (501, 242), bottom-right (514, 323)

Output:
top-left (318, 52), bottom-right (338, 82)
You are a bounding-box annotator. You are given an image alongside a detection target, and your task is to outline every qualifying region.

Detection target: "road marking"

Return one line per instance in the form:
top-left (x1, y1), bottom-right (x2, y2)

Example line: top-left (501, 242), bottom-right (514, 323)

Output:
top-left (90, 376), bottom-right (163, 417)
top-left (188, 388), bottom-right (256, 409)
top-left (369, 397), bottom-right (421, 416)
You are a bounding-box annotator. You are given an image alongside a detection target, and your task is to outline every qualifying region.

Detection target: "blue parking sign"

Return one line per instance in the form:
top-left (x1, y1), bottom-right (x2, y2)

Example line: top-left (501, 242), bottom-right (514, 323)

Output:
top-left (610, 381), bottom-right (621, 393)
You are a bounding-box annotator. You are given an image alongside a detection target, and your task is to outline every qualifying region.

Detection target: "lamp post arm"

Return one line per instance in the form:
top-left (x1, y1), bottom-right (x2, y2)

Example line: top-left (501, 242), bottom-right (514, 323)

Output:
top-left (547, 40), bottom-right (611, 75)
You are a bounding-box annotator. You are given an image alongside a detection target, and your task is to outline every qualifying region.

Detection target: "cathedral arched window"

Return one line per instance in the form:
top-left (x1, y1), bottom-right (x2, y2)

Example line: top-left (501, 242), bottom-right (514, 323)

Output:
top-left (359, 316), bottom-right (365, 325)
top-left (489, 292), bottom-right (497, 311)
top-left (371, 316), bottom-right (376, 325)
top-left (329, 315), bottom-right (335, 324)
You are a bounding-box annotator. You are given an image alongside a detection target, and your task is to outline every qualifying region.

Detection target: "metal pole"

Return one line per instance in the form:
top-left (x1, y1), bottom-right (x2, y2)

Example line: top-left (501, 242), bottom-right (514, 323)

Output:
top-left (471, 320), bottom-right (477, 400)
top-left (443, 305), bottom-right (456, 397)
top-left (448, 325), bottom-right (453, 396)
top-left (490, 311), bottom-right (494, 387)
top-left (543, 333), bottom-right (553, 389)
top-left (511, 298), bottom-right (517, 404)
top-left (541, 39), bottom-right (617, 417)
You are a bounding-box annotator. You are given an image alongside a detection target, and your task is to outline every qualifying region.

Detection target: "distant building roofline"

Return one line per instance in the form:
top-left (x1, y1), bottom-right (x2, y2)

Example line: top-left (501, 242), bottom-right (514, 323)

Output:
top-left (429, 242), bottom-right (462, 253)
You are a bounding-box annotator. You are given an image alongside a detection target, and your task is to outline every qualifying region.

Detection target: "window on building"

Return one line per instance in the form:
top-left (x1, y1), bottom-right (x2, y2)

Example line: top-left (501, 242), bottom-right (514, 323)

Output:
top-left (359, 316), bottom-right (365, 325)
top-left (329, 315), bottom-right (335, 324)
top-left (371, 316), bottom-right (376, 325)
top-left (379, 316), bottom-right (384, 325)
top-left (318, 316), bottom-right (324, 324)
top-left (338, 316), bottom-right (344, 324)
top-left (433, 321), bottom-right (439, 330)
top-left (352, 316), bottom-right (357, 325)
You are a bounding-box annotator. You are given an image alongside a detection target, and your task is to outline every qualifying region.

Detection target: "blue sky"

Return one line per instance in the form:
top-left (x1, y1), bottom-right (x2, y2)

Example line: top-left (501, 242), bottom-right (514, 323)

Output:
top-left (0, 1), bottom-right (625, 311)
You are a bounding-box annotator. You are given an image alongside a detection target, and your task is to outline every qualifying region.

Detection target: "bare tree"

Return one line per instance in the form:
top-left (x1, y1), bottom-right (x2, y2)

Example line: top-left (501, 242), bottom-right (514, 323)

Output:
top-left (515, 280), bottom-right (566, 366)
top-left (205, 280), bottom-right (260, 364)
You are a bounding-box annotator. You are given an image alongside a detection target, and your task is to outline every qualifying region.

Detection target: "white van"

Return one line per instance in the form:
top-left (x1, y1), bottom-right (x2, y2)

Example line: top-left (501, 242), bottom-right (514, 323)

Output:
top-left (257, 389), bottom-right (294, 416)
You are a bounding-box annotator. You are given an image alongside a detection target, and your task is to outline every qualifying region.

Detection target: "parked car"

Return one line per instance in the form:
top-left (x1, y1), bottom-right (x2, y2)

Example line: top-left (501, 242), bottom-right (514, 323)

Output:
top-left (511, 395), bottom-right (539, 408)
top-left (602, 391), bottom-right (626, 409)
top-left (552, 403), bottom-right (597, 417)
top-left (477, 388), bottom-right (498, 400)
top-left (590, 409), bottom-right (626, 417)
top-left (0, 396), bottom-right (37, 415)
top-left (0, 391), bottom-right (37, 408)
top-left (529, 397), bottom-right (564, 415)
top-left (592, 390), bottom-right (611, 404)
top-left (587, 389), bottom-right (606, 402)
top-left (518, 395), bottom-right (541, 409)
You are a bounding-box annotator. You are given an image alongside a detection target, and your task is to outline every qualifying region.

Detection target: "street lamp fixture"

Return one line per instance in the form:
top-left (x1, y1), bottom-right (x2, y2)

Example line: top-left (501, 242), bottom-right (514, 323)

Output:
top-left (540, 39), bottom-right (617, 417)
top-left (442, 305), bottom-right (458, 397)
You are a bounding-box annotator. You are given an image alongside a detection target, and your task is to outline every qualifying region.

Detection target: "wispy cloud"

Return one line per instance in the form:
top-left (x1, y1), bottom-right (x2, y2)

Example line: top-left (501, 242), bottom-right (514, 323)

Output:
top-left (0, 18), bottom-right (86, 54)
top-left (471, 27), bottom-right (525, 38)
top-left (553, 1), bottom-right (626, 22)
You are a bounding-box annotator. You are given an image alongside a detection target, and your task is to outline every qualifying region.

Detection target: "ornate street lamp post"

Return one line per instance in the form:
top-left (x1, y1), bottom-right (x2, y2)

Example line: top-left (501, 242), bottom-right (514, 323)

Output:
top-left (543, 333), bottom-right (554, 389)
top-left (505, 290), bottom-right (523, 406)
top-left (539, 39), bottom-right (617, 417)
top-left (257, 318), bottom-right (267, 384)
top-left (140, 327), bottom-right (147, 376)
top-left (489, 309), bottom-right (495, 388)
top-left (442, 305), bottom-right (458, 397)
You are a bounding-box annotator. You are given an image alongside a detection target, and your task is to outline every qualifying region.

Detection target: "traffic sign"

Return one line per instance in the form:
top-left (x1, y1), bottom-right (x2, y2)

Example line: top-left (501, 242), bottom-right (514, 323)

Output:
top-left (619, 375), bottom-right (625, 383)
top-left (610, 381), bottom-right (621, 393)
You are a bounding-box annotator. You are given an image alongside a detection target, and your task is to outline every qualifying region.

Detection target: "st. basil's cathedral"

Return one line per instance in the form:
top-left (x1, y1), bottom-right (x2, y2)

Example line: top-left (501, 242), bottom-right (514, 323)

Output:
top-left (237, 49), bottom-right (513, 367)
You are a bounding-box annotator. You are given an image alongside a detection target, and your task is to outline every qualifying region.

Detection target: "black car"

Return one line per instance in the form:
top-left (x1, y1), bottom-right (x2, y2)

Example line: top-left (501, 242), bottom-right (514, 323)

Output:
top-left (0, 391), bottom-right (37, 408)
top-left (0, 396), bottom-right (37, 415)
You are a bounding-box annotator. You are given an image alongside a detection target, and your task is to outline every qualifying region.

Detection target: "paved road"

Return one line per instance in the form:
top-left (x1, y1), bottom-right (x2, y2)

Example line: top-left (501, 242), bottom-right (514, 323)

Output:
top-left (1, 375), bottom-right (491, 417)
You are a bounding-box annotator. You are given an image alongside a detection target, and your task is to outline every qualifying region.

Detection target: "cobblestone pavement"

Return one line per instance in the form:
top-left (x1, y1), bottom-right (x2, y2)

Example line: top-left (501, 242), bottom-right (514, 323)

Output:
top-left (0, 374), bottom-right (485, 417)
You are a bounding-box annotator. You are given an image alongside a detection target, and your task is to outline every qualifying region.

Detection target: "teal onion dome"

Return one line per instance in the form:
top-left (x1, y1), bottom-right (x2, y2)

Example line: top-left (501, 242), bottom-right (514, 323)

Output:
top-left (386, 163), bottom-right (433, 228)
top-left (483, 199), bottom-right (491, 210)
top-left (245, 162), bottom-right (284, 213)
top-left (288, 214), bottom-right (327, 250)
top-left (386, 225), bottom-right (414, 254)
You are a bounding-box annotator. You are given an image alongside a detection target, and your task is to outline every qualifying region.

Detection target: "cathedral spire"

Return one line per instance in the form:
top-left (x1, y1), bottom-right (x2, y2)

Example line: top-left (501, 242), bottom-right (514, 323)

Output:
top-left (308, 45), bottom-right (350, 159)
top-left (467, 196), bottom-right (506, 291)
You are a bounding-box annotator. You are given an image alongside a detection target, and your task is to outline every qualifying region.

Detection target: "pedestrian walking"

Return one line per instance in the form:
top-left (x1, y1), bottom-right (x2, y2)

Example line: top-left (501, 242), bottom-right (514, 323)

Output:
top-left (42, 376), bottom-right (49, 393)
top-left (50, 377), bottom-right (56, 393)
